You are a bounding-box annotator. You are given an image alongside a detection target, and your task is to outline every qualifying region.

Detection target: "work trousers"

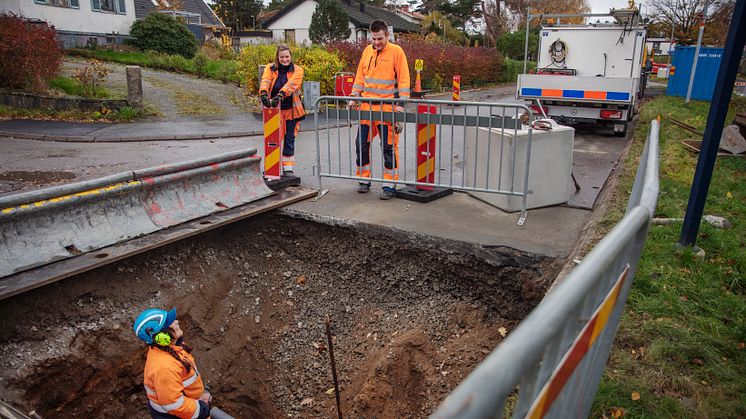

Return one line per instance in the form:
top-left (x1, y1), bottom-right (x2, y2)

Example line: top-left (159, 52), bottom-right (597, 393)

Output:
top-left (355, 122), bottom-right (399, 186)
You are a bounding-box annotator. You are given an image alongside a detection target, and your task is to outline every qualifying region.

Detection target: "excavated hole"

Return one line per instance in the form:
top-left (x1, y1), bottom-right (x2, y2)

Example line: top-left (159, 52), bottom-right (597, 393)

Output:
top-left (0, 213), bottom-right (557, 418)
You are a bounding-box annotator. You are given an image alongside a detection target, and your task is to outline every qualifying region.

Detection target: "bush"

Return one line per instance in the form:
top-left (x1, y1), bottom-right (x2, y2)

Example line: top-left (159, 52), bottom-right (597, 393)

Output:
top-left (127, 13), bottom-right (198, 58)
top-left (328, 36), bottom-right (503, 90)
top-left (502, 58), bottom-right (536, 83)
top-left (0, 14), bottom-right (62, 91)
top-left (496, 29), bottom-right (539, 61)
top-left (194, 52), bottom-right (208, 77)
top-left (292, 46), bottom-right (344, 95)
top-left (72, 60), bottom-right (112, 98)
top-left (236, 44), bottom-right (276, 93)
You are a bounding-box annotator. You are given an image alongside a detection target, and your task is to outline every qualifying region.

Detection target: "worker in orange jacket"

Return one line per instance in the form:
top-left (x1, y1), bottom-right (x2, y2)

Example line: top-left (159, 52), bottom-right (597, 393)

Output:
top-left (134, 308), bottom-right (211, 419)
top-left (259, 44), bottom-right (306, 176)
top-left (350, 19), bottom-right (411, 200)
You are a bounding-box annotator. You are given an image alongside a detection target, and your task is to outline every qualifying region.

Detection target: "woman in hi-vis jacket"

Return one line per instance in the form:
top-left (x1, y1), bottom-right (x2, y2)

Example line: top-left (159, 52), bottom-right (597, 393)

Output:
top-left (259, 44), bottom-right (306, 176)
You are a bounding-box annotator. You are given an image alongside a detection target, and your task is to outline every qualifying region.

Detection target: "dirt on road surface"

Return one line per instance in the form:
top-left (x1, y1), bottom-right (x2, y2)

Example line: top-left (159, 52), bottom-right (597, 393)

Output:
top-left (0, 213), bottom-right (556, 418)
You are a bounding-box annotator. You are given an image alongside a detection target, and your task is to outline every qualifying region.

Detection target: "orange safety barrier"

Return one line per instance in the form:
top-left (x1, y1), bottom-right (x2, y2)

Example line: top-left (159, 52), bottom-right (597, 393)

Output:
top-left (452, 74), bottom-right (461, 101)
top-left (416, 104), bottom-right (437, 190)
top-left (263, 107), bottom-right (285, 180)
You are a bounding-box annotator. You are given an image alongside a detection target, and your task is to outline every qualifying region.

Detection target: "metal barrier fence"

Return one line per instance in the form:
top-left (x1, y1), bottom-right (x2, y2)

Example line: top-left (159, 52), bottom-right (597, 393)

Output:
top-left (432, 119), bottom-right (660, 418)
top-left (0, 149), bottom-right (272, 279)
top-left (313, 96), bottom-right (534, 224)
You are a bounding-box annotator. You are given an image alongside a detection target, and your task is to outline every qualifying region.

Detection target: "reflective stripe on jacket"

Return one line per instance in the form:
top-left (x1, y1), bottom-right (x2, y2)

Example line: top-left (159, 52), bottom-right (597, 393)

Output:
top-left (259, 63), bottom-right (306, 120)
top-left (351, 43), bottom-right (411, 111)
top-left (144, 345), bottom-right (204, 419)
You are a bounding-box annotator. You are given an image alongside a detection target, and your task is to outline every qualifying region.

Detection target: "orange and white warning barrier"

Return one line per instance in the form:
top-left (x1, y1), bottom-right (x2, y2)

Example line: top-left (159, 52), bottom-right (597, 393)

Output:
top-left (526, 265), bottom-right (630, 418)
top-left (263, 107), bottom-right (285, 180)
top-left (452, 74), bottom-right (461, 101)
top-left (416, 104), bottom-right (437, 190)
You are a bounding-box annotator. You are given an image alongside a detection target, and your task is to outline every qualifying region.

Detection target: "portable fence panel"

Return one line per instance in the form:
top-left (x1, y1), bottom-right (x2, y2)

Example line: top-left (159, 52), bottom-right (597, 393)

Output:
top-left (431, 119), bottom-right (660, 419)
top-left (314, 96), bottom-right (532, 222)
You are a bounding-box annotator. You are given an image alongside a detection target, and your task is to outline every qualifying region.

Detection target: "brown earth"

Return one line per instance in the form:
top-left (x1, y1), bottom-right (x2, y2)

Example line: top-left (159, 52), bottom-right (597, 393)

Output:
top-left (0, 213), bottom-right (556, 418)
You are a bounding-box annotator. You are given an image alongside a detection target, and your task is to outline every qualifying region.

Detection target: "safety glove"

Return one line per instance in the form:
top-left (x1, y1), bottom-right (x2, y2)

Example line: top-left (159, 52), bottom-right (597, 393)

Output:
top-left (393, 122), bottom-right (403, 134)
top-left (270, 96), bottom-right (281, 108)
top-left (260, 94), bottom-right (271, 108)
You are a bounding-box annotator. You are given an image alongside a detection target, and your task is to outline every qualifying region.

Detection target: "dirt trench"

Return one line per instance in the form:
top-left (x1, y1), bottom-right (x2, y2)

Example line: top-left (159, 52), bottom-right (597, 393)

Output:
top-left (0, 213), bottom-right (557, 418)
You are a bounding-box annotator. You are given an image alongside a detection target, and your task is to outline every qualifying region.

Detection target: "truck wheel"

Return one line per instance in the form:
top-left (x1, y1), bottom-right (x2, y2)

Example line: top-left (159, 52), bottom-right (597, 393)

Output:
top-left (613, 123), bottom-right (627, 137)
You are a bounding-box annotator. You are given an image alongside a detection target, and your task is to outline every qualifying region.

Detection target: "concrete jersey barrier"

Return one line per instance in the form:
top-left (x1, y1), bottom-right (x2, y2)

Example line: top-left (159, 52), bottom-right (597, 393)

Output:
top-left (0, 149), bottom-right (273, 278)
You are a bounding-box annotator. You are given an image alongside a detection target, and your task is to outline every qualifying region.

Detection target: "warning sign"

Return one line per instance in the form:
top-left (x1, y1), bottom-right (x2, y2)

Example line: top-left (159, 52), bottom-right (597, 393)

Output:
top-left (415, 59), bottom-right (424, 72)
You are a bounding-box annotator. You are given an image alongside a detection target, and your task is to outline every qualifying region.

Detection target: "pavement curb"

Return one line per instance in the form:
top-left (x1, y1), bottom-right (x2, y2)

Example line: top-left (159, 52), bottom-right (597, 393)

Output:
top-left (0, 123), bottom-right (346, 143)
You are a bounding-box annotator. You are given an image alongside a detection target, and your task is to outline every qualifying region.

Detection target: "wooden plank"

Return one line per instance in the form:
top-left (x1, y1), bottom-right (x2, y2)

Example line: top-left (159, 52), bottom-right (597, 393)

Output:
top-left (0, 188), bottom-right (316, 301)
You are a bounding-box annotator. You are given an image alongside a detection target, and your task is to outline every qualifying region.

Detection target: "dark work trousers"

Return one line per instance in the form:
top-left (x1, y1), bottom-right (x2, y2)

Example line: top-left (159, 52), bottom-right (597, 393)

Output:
top-left (283, 118), bottom-right (298, 158)
top-left (355, 123), bottom-right (396, 181)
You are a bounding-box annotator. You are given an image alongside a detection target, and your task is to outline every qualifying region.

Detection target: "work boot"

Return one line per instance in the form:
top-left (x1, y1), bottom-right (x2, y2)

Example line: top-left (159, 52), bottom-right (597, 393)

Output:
top-left (357, 183), bottom-right (371, 193)
top-left (380, 186), bottom-right (396, 200)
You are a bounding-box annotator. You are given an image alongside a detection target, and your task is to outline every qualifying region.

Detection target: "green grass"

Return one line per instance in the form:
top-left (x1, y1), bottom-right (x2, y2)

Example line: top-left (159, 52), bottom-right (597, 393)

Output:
top-left (591, 95), bottom-right (746, 418)
top-left (48, 76), bottom-right (113, 99)
top-left (0, 104), bottom-right (151, 122)
top-left (66, 48), bottom-right (240, 84)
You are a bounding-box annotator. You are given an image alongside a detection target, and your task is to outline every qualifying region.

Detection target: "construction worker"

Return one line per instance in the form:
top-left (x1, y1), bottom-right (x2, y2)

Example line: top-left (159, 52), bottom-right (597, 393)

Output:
top-left (259, 44), bottom-right (306, 176)
top-left (134, 308), bottom-right (211, 419)
top-left (350, 19), bottom-right (411, 199)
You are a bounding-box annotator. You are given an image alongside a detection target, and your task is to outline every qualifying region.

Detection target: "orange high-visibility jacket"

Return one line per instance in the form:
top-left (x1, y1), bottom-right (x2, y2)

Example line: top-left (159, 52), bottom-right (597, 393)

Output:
top-left (351, 42), bottom-right (411, 111)
top-left (143, 345), bottom-right (205, 419)
top-left (259, 63), bottom-right (306, 120)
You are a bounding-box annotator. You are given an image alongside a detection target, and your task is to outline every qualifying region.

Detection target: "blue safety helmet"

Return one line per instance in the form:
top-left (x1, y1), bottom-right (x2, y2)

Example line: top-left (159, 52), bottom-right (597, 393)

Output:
top-left (133, 308), bottom-right (177, 345)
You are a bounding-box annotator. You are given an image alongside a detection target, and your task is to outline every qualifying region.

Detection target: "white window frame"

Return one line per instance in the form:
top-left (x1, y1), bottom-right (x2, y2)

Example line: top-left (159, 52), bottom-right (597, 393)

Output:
top-left (91, 0), bottom-right (126, 15)
top-left (34, 0), bottom-right (80, 9)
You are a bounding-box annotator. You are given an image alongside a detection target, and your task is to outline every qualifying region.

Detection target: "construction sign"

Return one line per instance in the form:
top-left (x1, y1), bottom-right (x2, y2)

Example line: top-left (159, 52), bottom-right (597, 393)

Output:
top-left (416, 105), bottom-right (437, 190)
top-left (415, 59), bottom-right (424, 72)
top-left (263, 107), bottom-right (284, 180)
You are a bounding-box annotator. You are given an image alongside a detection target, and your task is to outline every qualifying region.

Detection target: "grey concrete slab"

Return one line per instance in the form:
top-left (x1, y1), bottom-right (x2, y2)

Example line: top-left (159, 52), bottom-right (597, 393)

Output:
top-left (567, 128), bottom-right (629, 209)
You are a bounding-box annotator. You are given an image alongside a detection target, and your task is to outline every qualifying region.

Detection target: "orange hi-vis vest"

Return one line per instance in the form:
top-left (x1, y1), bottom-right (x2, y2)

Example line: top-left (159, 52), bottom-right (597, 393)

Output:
top-left (351, 43), bottom-right (411, 112)
top-left (259, 63), bottom-right (306, 121)
top-left (143, 345), bottom-right (205, 419)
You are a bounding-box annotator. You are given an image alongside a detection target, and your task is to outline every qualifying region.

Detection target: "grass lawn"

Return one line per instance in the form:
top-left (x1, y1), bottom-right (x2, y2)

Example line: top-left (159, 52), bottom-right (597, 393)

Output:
top-left (0, 104), bottom-right (152, 123)
top-left (67, 48), bottom-right (240, 84)
top-left (591, 95), bottom-right (746, 417)
top-left (48, 76), bottom-right (117, 99)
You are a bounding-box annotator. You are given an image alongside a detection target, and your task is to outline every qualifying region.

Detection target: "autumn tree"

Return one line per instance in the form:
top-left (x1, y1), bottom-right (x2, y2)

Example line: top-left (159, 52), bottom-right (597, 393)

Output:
top-left (212, 0), bottom-right (263, 32)
top-left (647, 0), bottom-right (734, 45)
top-left (504, 0), bottom-right (590, 27)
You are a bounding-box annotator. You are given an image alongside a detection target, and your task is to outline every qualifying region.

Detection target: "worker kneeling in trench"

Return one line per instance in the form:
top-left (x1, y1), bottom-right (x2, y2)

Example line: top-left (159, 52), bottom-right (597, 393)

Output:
top-left (134, 308), bottom-right (212, 419)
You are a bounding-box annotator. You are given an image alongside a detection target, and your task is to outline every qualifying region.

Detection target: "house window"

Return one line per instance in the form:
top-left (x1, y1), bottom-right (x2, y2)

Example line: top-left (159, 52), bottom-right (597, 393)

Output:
top-left (284, 29), bottom-right (295, 44)
top-left (34, 0), bottom-right (80, 9)
top-left (91, 0), bottom-right (126, 14)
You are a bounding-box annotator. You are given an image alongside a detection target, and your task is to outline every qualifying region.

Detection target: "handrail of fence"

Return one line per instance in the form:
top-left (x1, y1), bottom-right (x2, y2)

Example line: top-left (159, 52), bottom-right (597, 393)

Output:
top-left (431, 119), bottom-right (660, 418)
top-left (313, 96), bottom-right (534, 224)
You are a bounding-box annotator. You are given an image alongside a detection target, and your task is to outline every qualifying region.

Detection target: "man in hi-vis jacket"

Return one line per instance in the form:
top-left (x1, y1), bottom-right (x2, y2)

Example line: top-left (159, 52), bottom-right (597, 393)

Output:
top-left (350, 19), bottom-right (411, 200)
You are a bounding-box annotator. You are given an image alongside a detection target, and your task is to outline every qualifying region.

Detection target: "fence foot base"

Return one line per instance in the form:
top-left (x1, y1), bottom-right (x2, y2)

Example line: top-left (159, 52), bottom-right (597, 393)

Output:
top-left (266, 175), bottom-right (301, 191)
top-left (396, 186), bottom-right (453, 203)
top-left (517, 211), bottom-right (528, 226)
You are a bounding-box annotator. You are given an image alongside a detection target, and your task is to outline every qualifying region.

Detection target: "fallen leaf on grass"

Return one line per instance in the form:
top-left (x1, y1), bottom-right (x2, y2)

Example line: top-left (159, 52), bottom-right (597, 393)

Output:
top-left (691, 358), bottom-right (704, 365)
top-left (726, 191), bottom-right (733, 199)
top-left (631, 391), bottom-right (641, 401)
top-left (610, 407), bottom-right (626, 417)
top-left (738, 342), bottom-right (745, 350)
top-left (498, 327), bottom-right (508, 337)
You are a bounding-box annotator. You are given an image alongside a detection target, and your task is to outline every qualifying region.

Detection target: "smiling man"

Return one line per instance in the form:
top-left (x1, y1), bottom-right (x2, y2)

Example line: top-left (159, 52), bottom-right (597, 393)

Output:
top-left (350, 19), bottom-right (411, 200)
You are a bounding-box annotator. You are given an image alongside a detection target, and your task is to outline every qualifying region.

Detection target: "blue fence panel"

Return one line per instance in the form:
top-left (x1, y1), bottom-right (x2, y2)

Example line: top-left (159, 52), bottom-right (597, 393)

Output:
top-left (667, 46), bottom-right (724, 101)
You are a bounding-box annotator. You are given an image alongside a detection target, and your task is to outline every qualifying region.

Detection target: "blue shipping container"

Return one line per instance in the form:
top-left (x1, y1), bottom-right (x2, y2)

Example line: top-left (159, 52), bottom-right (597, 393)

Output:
top-left (667, 46), bottom-right (723, 101)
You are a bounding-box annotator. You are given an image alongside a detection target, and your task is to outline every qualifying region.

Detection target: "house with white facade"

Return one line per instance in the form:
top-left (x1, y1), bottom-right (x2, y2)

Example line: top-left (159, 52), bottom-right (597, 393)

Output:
top-left (261, 0), bottom-right (420, 45)
top-left (646, 37), bottom-right (674, 57)
top-left (2, 0), bottom-right (136, 47)
top-left (1, 0), bottom-right (223, 47)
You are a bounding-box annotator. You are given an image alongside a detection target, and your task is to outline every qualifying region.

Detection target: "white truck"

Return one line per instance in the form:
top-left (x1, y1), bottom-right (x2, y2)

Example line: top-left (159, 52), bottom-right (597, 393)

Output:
top-left (517, 9), bottom-right (647, 136)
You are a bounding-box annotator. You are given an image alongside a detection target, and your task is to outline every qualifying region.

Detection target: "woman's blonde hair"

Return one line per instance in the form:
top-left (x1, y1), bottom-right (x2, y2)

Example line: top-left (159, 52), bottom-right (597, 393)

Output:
top-left (274, 44), bottom-right (292, 69)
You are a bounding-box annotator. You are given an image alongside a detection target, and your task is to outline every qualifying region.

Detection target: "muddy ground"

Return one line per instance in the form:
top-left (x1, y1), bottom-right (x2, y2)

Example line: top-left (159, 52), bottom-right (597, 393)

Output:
top-left (0, 213), bottom-right (557, 418)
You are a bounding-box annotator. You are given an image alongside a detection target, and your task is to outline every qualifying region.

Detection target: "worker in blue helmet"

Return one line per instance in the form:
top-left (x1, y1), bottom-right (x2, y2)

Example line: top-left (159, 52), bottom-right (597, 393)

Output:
top-left (133, 308), bottom-right (211, 419)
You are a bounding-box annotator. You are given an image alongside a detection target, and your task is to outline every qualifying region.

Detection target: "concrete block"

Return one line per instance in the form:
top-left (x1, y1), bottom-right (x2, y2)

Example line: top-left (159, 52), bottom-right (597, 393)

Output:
top-left (464, 123), bottom-right (575, 212)
top-left (126, 66), bottom-right (143, 110)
